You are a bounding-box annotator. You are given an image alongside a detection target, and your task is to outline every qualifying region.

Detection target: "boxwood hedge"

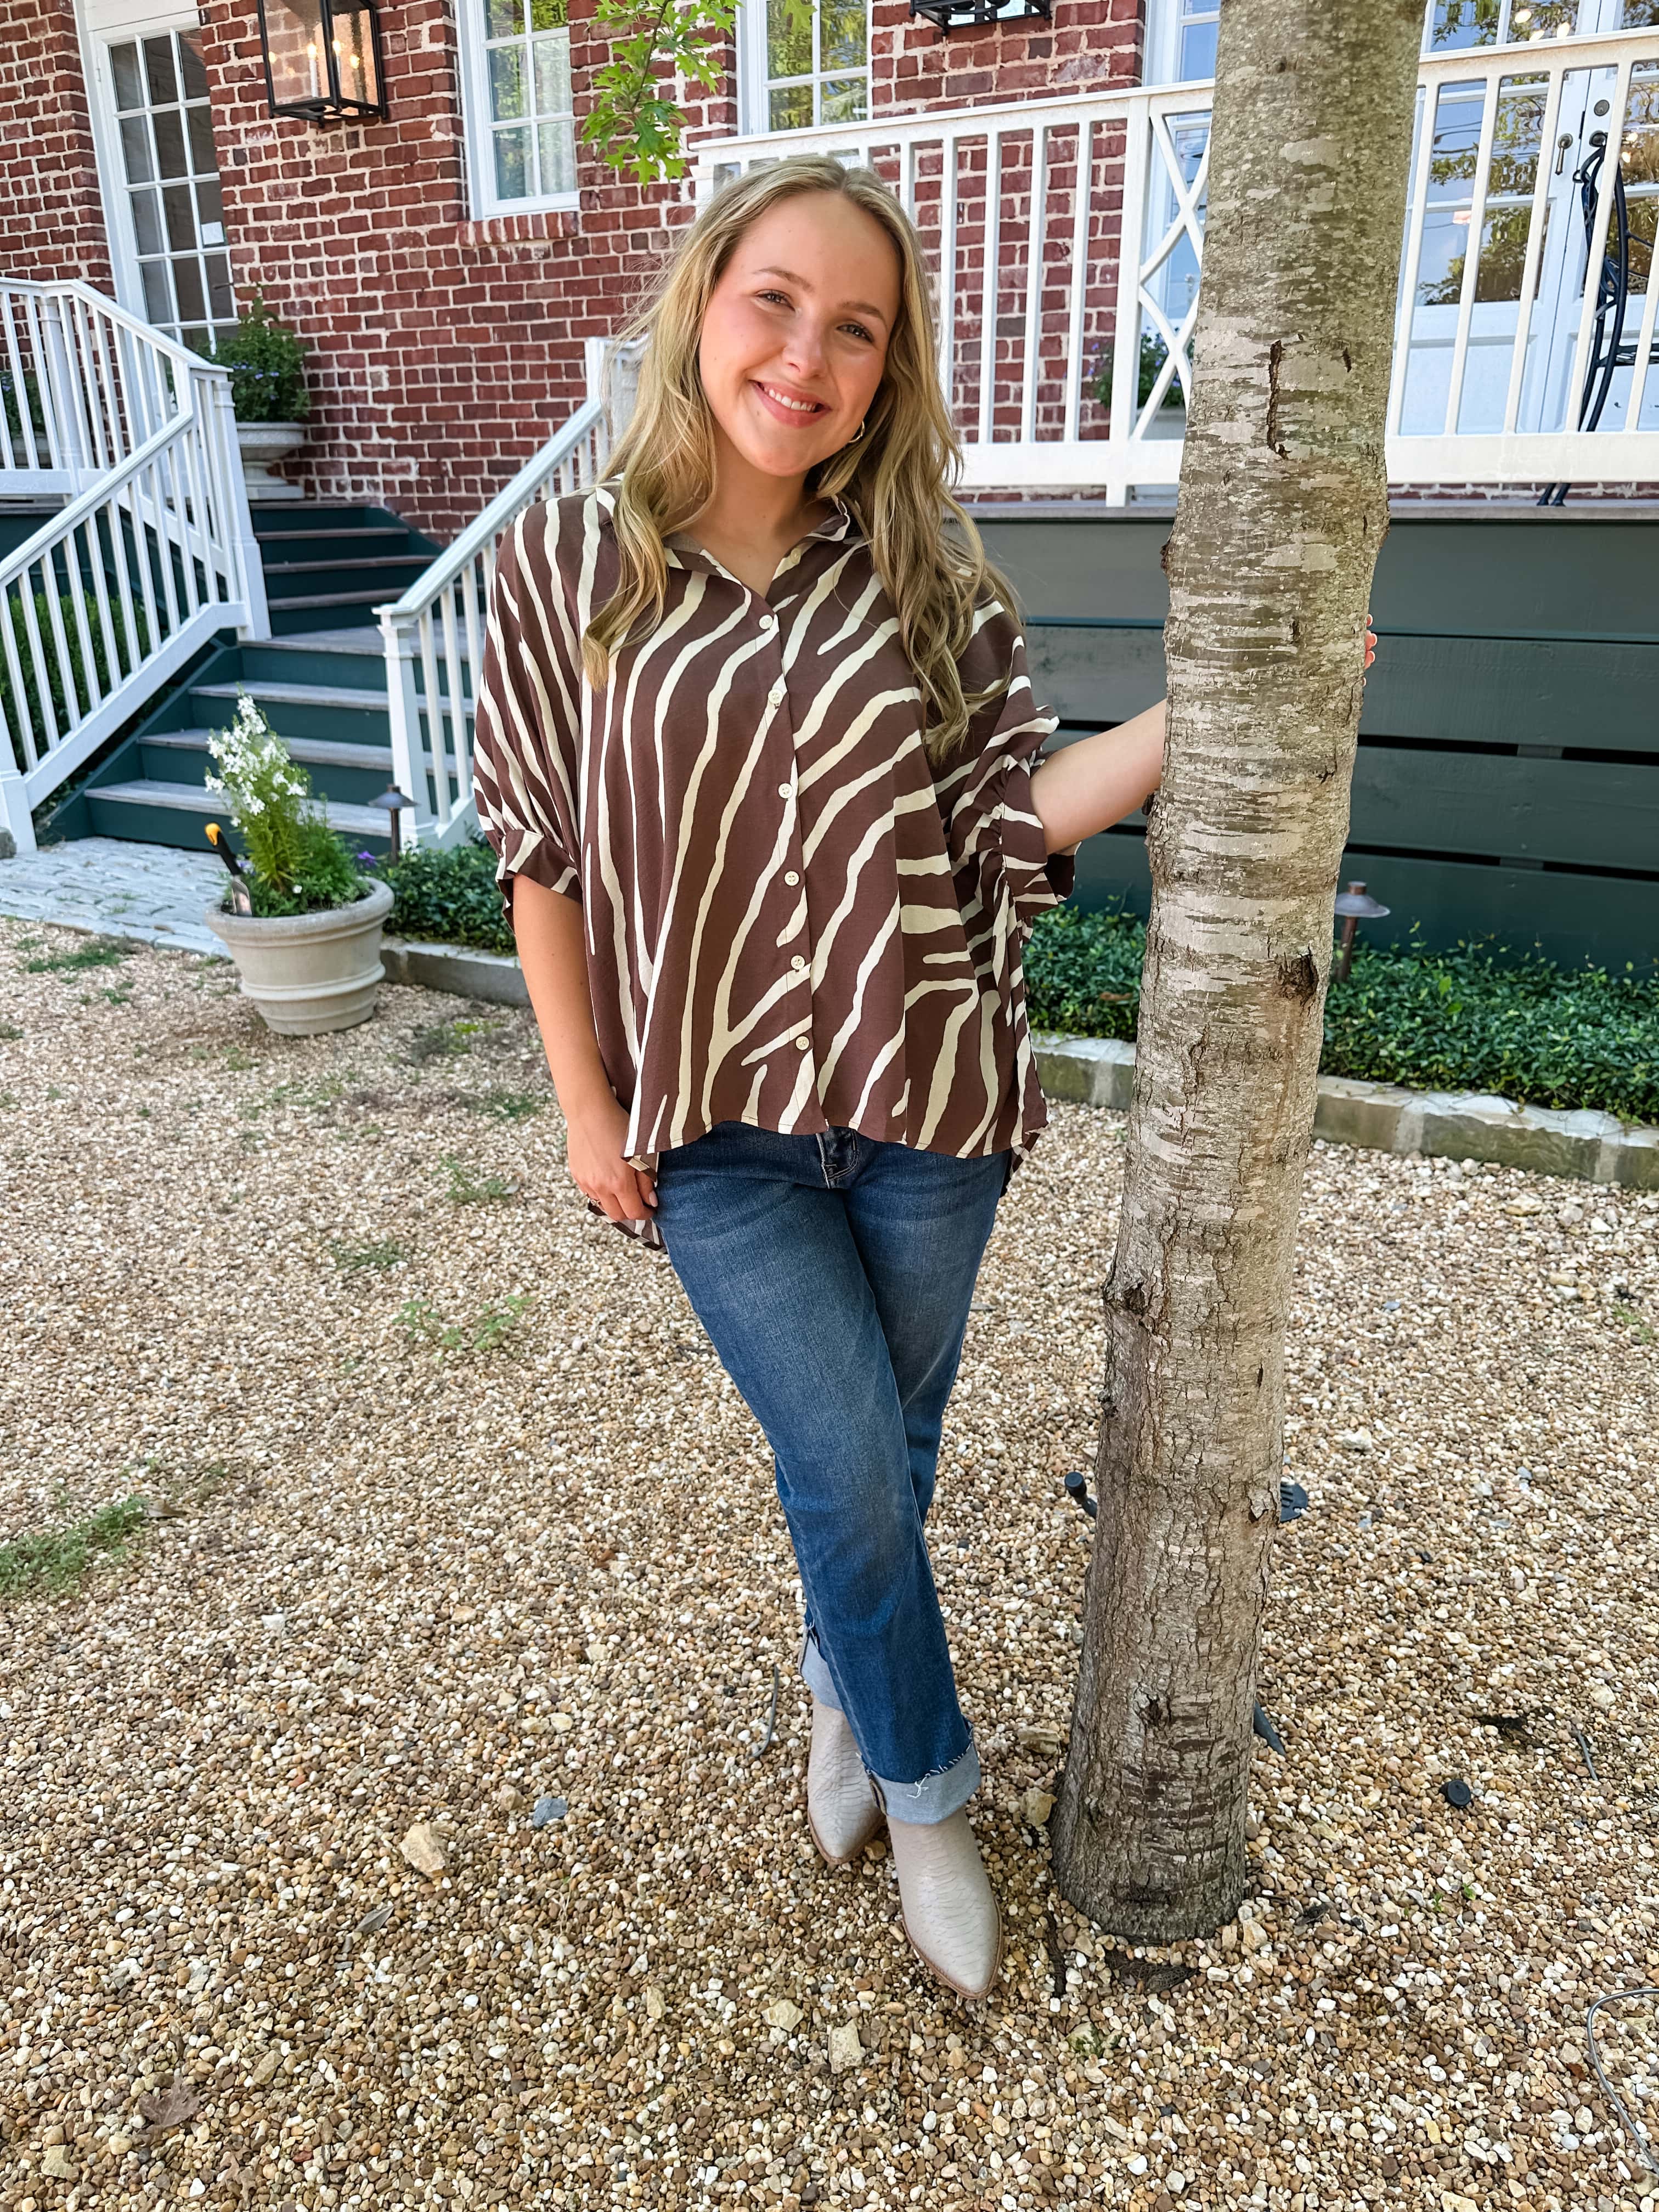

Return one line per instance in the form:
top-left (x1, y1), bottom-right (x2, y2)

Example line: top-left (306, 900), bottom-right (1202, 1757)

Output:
top-left (381, 842), bottom-right (1658, 1124)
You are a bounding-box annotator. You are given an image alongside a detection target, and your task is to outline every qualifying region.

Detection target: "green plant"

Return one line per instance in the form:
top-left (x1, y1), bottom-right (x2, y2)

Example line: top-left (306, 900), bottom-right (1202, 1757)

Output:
top-left (330, 1236), bottom-right (405, 1272)
top-left (470, 1087), bottom-right (545, 1121)
top-left (0, 1494), bottom-right (148, 1600)
top-left (582, 0), bottom-right (810, 180)
top-left (2, 368), bottom-right (48, 447)
top-left (379, 837), bottom-right (516, 955)
top-left (1089, 331), bottom-right (1187, 414)
top-left (443, 1154), bottom-right (517, 1204)
top-left (1022, 906), bottom-right (1659, 1124)
top-left (3, 585), bottom-right (152, 771)
top-left (22, 936), bottom-right (133, 975)
top-left (407, 1018), bottom-right (478, 1063)
top-left (189, 294), bottom-right (311, 423)
top-left (399, 1293), bottom-right (528, 1356)
top-left (205, 692), bottom-right (367, 915)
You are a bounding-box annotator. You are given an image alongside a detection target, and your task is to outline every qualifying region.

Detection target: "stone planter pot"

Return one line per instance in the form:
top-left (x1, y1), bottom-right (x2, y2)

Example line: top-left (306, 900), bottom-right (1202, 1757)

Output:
top-left (204, 878), bottom-right (394, 1035)
top-left (236, 419), bottom-right (308, 502)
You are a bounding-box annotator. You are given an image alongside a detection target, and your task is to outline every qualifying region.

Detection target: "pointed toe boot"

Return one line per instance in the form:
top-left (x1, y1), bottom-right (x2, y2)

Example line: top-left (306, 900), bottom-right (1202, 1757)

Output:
top-left (806, 1697), bottom-right (884, 1869)
top-left (889, 1807), bottom-right (1003, 2002)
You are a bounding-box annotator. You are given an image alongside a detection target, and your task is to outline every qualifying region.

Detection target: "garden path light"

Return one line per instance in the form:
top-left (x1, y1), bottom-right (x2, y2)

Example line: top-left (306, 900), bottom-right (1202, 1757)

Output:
top-left (1334, 881), bottom-right (1390, 983)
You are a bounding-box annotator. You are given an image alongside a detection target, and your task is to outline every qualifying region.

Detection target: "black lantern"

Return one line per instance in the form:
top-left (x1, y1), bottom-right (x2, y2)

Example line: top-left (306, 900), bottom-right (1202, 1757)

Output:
top-left (909, 0), bottom-right (1050, 29)
top-left (255, 0), bottom-right (387, 123)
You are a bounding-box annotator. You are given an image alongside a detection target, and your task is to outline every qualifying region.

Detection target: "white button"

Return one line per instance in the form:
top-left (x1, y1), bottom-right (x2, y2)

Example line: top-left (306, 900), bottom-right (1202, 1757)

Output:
top-left (777, 782), bottom-right (792, 799)
top-left (791, 955), bottom-right (806, 970)
top-left (759, 613), bottom-right (775, 631)
top-left (784, 871), bottom-right (799, 886)
top-left (769, 681), bottom-right (786, 707)
top-left (796, 1037), bottom-right (810, 1052)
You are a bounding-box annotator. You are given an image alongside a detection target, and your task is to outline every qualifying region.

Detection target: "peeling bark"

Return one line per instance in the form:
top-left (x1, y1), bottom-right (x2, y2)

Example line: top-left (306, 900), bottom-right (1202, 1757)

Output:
top-left (1049, 0), bottom-right (1424, 1942)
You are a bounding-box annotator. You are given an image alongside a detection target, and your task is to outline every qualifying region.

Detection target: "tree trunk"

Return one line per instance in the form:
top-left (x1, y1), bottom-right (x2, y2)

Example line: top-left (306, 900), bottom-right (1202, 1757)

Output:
top-left (1049, 0), bottom-right (1424, 1942)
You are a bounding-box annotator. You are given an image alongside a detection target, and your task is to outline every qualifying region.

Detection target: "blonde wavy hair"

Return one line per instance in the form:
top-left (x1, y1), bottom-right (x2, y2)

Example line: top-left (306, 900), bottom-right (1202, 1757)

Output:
top-left (583, 155), bottom-right (1015, 766)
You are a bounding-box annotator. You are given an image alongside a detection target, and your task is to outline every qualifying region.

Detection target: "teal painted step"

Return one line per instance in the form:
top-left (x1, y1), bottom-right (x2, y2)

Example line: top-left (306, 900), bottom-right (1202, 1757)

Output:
top-left (43, 499), bottom-right (445, 854)
top-left (249, 499), bottom-right (443, 637)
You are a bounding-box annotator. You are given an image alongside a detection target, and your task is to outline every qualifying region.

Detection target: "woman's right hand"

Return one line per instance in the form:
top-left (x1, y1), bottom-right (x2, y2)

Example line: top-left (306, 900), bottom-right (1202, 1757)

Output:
top-left (565, 1091), bottom-right (658, 1223)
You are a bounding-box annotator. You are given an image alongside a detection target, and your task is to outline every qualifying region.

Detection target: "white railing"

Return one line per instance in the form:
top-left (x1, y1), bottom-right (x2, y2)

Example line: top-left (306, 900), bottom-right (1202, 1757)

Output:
top-left (0, 280), bottom-right (268, 853)
top-left (377, 395), bottom-right (610, 848)
top-left (692, 21), bottom-right (1659, 495)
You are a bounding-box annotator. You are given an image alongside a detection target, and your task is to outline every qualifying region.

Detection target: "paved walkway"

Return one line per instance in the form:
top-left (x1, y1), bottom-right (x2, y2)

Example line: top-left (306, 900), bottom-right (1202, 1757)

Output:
top-left (0, 838), bottom-right (227, 957)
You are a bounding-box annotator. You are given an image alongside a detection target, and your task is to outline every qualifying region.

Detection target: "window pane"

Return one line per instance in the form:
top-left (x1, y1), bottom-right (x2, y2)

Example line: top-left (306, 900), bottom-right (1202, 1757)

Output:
top-left (163, 183), bottom-right (196, 251)
top-left (528, 0), bottom-right (567, 25)
top-left (1622, 0), bottom-right (1659, 22)
top-left (153, 110), bottom-right (189, 179)
top-left (493, 126), bottom-right (530, 198)
top-left (187, 103), bottom-right (217, 174)
top-left (178, 30), bottom-right (210, 100)
top-left (489, 46), bottom-right (526, 121)
top-left (111, 43), bottom-right (144, 112)
top-left (1427, 0), bottom-right (1500, 47)
top-left (196, 178), bottom-right (225, 231)
top-left (820, 0), bottom-right (866, 68)
top-left (768, 0), bottom-right (812, 81)
top-left (172, 257), bottom-right (205, 323)
top-left (131, 189), bottom-right (163, 256)
top-left (486, 0), bottom-right (522, 34)
top-left (538, 119), bottom-right (574, 194)
top-left (533, 33), bottom-right (571, 115)
top-left (120, 115), bottom-right (154, 186)
top-left (1507, 1), bottom-right (1579, 38)
top-left (140, 260), bottom-right (173, 324)
top-left (770, 82), bottom-right (813, 130)
top-left (206, 255), bottom-right (234, 320)
top-left (143, 33), bottom-right (178, 105)
top-left (1178, 18), bottom-right (1217, 77)
top-left (820, 76), bottom-right (866, 123)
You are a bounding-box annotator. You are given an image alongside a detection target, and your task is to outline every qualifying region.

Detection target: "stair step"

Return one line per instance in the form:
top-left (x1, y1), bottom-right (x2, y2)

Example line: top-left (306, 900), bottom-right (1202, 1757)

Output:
top-left (263, 554), bottom-right (434, 577)
top-left (272, 626), bottom-right (417, 658)
top-left (192, 679), bottom-right (390, 711)
top-left (267, 588), bottom-right (402, 612)
top-left (253, 526), bottom-right (414, 545)
top-left (145, 729), bottom-right (394, 773)
top-left (91, 780), bottom-right (391, 838)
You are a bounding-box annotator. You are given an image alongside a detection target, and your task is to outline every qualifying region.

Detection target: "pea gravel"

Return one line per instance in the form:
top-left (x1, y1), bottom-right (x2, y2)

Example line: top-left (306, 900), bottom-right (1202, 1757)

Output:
top-left (3, 913), bottom-right (1658, 2212)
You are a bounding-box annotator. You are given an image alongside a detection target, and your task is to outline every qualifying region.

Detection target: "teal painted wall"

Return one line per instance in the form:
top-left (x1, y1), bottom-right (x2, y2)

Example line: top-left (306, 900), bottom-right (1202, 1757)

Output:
top-left (978, 505), bottom-right (1659, 970)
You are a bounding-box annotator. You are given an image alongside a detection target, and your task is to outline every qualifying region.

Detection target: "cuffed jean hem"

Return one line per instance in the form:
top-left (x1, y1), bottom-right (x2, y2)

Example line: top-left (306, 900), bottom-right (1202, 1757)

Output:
top-left (798, 1624), bottom-right (981, 1824)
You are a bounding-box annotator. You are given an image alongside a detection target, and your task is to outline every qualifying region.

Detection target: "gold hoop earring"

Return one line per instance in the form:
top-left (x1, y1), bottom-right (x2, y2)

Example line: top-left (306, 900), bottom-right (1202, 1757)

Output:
top-left (847, 419), bottom-right (866, 445)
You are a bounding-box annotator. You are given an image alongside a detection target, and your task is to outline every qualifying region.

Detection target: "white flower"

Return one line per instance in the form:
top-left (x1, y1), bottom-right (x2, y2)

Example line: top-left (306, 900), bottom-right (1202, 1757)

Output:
top-left (242, 793), bottom-right (264, 815)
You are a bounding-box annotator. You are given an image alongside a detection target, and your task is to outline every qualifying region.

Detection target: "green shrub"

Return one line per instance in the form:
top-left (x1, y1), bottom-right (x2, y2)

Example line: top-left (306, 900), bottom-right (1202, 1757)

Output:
top-left (380, 836), bottom-right (515, 953)
top-left (189, 294), bottom-right (311, 423)
top-left (2, 369), bottom-right (48, 447)
top-left (2, 585), bottom-right (151, 772)
top-left (1023, 906), bottom-right (1659, 1125)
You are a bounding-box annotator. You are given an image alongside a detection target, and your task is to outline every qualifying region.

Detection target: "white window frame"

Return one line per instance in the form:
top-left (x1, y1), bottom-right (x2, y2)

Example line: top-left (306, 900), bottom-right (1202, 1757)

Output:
top-left (1143, 0), bottom-right (1634, 85)
top-left (457, 0), bottom-right (579, 221)
top-left (737, 0), bottom-right (872, 138)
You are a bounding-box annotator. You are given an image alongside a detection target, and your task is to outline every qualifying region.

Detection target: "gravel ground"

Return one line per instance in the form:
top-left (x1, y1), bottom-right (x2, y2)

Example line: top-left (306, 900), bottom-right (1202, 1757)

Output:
top-left (3, 914), bottom-right (1658, 2212)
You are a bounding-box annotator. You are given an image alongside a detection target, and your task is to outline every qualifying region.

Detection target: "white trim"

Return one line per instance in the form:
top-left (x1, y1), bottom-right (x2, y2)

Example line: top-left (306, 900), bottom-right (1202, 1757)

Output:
top-left (455, 0), bottom-right (580, 222)
top-left (737, 0), bottom-right (871, 138)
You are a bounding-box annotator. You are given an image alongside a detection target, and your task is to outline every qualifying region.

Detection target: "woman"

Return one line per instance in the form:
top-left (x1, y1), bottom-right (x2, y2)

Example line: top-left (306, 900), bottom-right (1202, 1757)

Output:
top-left (472, 156), bottom-right (1368, 2002)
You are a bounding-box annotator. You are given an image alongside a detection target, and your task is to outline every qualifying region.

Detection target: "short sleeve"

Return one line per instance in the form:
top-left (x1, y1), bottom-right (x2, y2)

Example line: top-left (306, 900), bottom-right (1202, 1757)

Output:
top-left (939, 597), bottom-right (1074, 936)
top-left (471, 501), bottom-right (584, 917)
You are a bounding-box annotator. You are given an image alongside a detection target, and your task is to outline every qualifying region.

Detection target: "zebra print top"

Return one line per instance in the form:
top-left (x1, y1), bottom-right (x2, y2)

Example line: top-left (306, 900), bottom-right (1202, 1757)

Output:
top-left (471, 486), bottom-right (1074, 1246)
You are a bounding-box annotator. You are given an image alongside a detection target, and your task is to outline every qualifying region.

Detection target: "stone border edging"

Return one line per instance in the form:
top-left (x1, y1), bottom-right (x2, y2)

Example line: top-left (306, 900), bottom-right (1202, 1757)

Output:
top-left (380, 938), bottom-right (1657, 1190)
top-left (1033, 1034), bottom-right (1659, 1190)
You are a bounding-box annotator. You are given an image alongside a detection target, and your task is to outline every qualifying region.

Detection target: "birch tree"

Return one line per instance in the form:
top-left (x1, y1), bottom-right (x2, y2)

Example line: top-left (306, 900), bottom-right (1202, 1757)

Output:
top-left (1049, 0), bottom-right (1425, 1939)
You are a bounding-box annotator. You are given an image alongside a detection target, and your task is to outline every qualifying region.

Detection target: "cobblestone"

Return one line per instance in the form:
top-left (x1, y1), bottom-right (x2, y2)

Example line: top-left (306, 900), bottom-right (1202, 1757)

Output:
top-left (0, 837), bottom-right (226, 957)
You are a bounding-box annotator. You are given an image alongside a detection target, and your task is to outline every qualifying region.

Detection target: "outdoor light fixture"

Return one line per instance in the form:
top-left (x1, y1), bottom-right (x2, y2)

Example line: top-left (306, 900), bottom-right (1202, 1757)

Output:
top-left (1333, 880), bottom-right (1390, 982)
top-left (908, 0), bottom-right (1050, 30)
top-left (255, 0), bottom-right (387, 123)
top-left (369, 785), bottom-right (414, 862)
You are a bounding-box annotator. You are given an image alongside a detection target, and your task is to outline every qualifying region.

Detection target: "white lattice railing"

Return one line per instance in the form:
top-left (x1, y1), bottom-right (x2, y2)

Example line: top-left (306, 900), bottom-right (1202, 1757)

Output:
top-left (0, 280), bottom-right (268, 853)
top-left (376, 397), bottom-right (611, 849)
top-left (693, 22), bottom-right (1659, 495)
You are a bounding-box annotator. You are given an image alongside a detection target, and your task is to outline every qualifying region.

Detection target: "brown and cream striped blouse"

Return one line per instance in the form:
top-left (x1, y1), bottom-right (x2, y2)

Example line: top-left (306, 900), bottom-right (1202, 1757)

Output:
top-left (471, 487), bottom-right (1073, 1245)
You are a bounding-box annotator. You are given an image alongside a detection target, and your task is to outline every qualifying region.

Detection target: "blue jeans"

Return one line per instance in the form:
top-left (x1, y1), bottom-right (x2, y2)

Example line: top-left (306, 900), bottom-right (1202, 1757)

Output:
top-left (653, 1122), bottom-right (1009, 1824)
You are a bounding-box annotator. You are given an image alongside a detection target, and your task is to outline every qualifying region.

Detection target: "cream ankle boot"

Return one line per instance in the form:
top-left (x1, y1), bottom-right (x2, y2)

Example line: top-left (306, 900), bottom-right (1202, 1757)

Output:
top-left (806, 1697), bottom-right (884, 1868)
top-left (889, 1807), bottom-right (1003, 2001)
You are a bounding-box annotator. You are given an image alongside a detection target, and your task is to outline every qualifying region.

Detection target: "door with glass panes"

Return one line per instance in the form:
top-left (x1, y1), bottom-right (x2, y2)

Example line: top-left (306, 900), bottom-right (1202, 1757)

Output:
top-left (94, 25), bottom-right (236, 350)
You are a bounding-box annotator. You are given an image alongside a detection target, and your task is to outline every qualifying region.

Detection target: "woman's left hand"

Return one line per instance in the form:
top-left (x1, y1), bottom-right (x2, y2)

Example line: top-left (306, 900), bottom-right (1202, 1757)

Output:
top-left (1364, 612), bottom-right (1377, 670)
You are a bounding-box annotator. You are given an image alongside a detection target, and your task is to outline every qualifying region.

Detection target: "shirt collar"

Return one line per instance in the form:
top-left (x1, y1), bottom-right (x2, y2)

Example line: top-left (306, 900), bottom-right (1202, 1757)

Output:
top-left (658, 493), bottom-right (862, 575)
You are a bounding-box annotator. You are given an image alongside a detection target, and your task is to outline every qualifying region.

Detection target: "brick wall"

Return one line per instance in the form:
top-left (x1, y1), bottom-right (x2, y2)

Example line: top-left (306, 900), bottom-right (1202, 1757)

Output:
top-left (1, 0), bottom-right (114, 291)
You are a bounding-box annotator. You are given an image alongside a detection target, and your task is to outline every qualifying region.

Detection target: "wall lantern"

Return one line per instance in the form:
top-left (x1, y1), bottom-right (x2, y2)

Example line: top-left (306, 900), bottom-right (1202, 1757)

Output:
top-left (255, 0), bottom-right (388, 123)
top-left (908, 0), bottom-right (1051, 29)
